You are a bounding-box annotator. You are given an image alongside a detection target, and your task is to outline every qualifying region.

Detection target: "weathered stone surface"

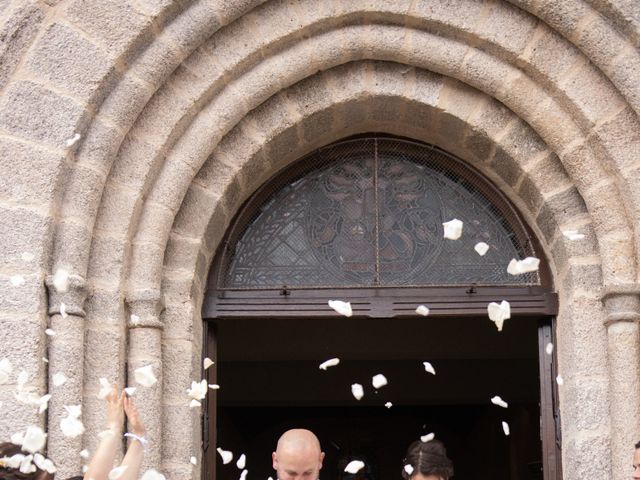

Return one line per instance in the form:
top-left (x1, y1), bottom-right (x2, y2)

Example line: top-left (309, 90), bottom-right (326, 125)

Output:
top-left (0, 205), bottom-right (52, 270)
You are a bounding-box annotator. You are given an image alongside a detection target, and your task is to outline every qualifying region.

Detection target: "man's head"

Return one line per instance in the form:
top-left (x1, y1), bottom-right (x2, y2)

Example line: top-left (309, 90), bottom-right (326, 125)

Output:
top-left (633, 441), bottom-right (640, 479)
top-left (272, 429), bottom-right (324, 480)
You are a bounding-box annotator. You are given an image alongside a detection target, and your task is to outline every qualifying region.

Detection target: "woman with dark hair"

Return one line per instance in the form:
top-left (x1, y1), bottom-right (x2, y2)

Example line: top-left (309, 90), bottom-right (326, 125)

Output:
top-left (0, 442), bottom-right (55, 480)
top-left (401, 438), bottom-right (454, 480)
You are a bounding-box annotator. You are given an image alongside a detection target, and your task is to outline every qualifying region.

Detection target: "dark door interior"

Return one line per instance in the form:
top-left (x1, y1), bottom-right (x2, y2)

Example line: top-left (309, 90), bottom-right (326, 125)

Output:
top-left (208, 315), bottom-right (547, 480)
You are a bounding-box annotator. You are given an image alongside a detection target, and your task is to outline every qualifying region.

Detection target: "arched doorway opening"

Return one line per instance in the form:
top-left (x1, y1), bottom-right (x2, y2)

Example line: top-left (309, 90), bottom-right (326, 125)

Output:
top-left (202, 136), bottom-right (560, 480)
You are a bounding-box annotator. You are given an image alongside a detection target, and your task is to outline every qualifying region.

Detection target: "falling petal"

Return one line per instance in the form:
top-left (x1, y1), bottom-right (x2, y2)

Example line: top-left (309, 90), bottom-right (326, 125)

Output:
top-left (203, 358), bottom-right (215, 370)
top-left (236, 453), bottom-right (246, 469)
top-left (37, 394), bottom-right (52, 414)
top-left (33, 453), bottom-right (56, 474)
top-left (404, 464), bottom-right (414, 475)
top-left (19, 455), bottom-right (36, 474)
top-left (545, 343), bottom-right (554, 355)
top-left (328, 300), bottom-right (352, 317)
top-left (10, 275), bottom-right (25, 287)
top-left (190, 456), bottom-right (198, 465)
top-left (344, 460), bottom-right (365, 474)
top-left (442, 218), bottom-right (463, 240)
top-left (502, 421), bottom-right (510, 436)
top-left (351, 383), bottom-right (364, 400)
top-left (140, 470), bottom-right (166, 480)
top-left (60, 413), bottom-right (85, 437)
top-left (124, 387), bottom-right (136, 396)
top-left (98, 378), bottom-right (111, 399)
top-left (130, 314), bottom-right (140, 325)
top-left (51, 372), bottom-right (66, 387)
top-left (22, 426), bottom-right (47, 453)
top-left (487, 300), bottom-right (510, 331)
top-left (45, 329), bottom-right (56, 336)
top-left (420, 433), bottom-right (435, 443)
top-left (65, 133), bottom-right (81, 147)
top-left (189, 399), bottom-right (201, 408)
top-left (80, 449), bottom-right (90, 459)
top-left (319, 358), bottom-right (340, 370)
top-left (415, 305), bottom-right (429, 316)
top-left (11, 431), bottom-right (25, 445)
top-left (563, 230), bottom-right (585, 241)
top-left (423, 362), bottom-right (436, 375)
top-left (507, 257), bottom-right (540, 275)
top-left (491, 395), bottom-right (509, 408)
top-left (82, 465), bottom-right (88, 473)
top-left (239, 469), bottom-right (248, 480)
top-left (385, 402), bottom-right (392, 408)
top-left (0, 358), bottom-right (13, 384)
top-left (134, 365), bottom-right (157, 388)
top-left (217, 448), bottom-right (233, 464)
top-left (187, 379), bottom-right (208, 401)
top-left (372, 374), bottom-right (388, 389)
top-left (42, 357), bottom-right (48, 363)
top-left (556, 375), bottom-right (564, 386)
top-left (65, 404), bottom-right (81, 418)
top-left (474, 242), bottom-right (490, 256)
top-left (208, 384), bottom-right (220, 390)
top-left (52, 268), bottom-right (70, 293)
top-left (108, 465), bottom-right (128, 480)
top-left (22, 252), bottom-right (35, 262)
top-left (60, 303), bottom-right (68, 319)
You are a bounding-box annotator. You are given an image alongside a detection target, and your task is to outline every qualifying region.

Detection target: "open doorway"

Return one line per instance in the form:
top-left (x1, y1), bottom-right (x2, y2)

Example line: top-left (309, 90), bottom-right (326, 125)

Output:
top-left (208, 315), bottom-right (546, 480)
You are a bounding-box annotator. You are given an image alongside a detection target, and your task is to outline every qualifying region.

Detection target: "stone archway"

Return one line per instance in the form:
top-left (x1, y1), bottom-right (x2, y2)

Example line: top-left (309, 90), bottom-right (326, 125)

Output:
top-left (1, 1), bottom-right (639, 479)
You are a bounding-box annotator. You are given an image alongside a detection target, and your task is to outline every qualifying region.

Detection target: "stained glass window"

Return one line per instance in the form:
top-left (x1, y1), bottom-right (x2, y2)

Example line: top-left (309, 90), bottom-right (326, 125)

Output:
top-left (222, 138), bottom-right (539, 289)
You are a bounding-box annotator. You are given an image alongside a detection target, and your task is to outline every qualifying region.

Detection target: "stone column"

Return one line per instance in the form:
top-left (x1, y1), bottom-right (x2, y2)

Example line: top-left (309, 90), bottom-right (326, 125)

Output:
top-left (603, 285), bottom-right (640, 480)
top-left (126, 292), bottom-right (164, 473)
top-left (45, 273), bottom-right (87, 479)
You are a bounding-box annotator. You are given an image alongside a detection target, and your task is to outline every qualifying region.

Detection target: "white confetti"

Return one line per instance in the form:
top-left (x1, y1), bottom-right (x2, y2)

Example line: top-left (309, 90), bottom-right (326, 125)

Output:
top-left (545, 343), bottom-right (554, 355)
top-left (208, 384), bottom-right (220, 390)
top-left (423, 362), bottom-right (436, 375)
top-left (404, 464), bottom-right (414, 475)
top-left (82, 465), bottom-right (88, 473)
top-left (442, 218), bottom-right (463, 240)
top-left (187, 379), bottom-right (208, 401)
top-left (203, 358), bottom-right (215, 370)
top-left (344, 460), bottom-right (365, 474)
top-left (507, 257), bottom-right (540, 275)
top-left (22, 252), bottom-right (35, 262)
top-left (190, 456), bottom-right (197, 465)
top-left (415, 305), bottom-right (429, 316)
top-left (98, 378), bottom-right (111, 399)
top-left (487, 300), bottom-right (510, 331)
top-left (52, 268), bottom-right (70, 293)
top-left (372, 374), bottom-right (388, 389)
top-left (491, 395), bottom-right (508, 408)
top-left (124, 387), bottom-right (136, 396)
top-left (80, 449), bottom-right (90, 459)
top-left (319, 358), bottom-right (340, 370)
top-left (563, 230), bottom-right (585, 241)
top-left (140, 469), bottom-right (166, 480)
top-left (37, 394), bottom-right (51, 414)
top-left (10, 275), bottom-right (25, 287)
top-left (22, 426), bottom-right (47, 453)
top-left (239, 469), bottom-right (248, 480)
top-left (385, 402), bottom-right (392, 408)
top-left (33, 453), bottom-right (56, 474)
top-left (328, 300), bottom-right (352, 317)
top-left (65, 133), bottom-right (81, 147)
top-left (556, 374), bottom-right (564, 386)
top-left (60, 302), bottom-right (68, 318)
top-left (108, 465), bottom-right (128, 480)
top-left (52, 372), bottom-right (67, 387)
top-left (134, 365), bottom-right (157, 387)
top-left (351, 383), bottom-right (364, 400)
top-left (60, 405), bottom-right (85, 437)
top-left (42, 357), bottom-right (48, 363)
top-left (217, 448), bottom-right (233, 464)
top-left (130, 314), bottom-right (140, 325)
top-left (420, 433), bottom-right (435, 443)
top-left (0, 358), bottom-right (13, 384)
top-left (236, 453), bottom-right (246, 469)
top-left (45, 328), bottom-right (56, 336)
top-left (502, 421), bottom-right (510, 436)
top-left (189, 399), bottom-right (201, 408)
top-left (474, 242), bottom-right (490, 256)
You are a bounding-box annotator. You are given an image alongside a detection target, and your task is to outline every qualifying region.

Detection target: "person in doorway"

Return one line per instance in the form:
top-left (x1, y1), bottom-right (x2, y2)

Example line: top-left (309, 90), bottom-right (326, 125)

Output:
top-left (401, 438), bottom-right (454, 480)
top-left (633, 440), bottom-right (640, 479)
top-left (272, 429), bottom-right (325, 480)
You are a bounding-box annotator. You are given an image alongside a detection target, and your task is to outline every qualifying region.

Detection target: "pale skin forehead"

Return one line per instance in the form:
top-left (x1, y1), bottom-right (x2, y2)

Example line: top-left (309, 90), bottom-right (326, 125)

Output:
top-left (275, 428), bottom-right (322, 456)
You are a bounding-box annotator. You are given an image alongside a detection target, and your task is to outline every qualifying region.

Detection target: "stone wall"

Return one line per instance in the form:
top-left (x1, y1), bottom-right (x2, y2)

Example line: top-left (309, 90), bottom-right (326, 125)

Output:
top-left (0, 0), bottom-right (639, 479)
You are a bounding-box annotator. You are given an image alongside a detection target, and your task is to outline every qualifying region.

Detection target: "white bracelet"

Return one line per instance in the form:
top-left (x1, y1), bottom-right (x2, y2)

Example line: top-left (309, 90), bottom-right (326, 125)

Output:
top-left (124, 432), bottom-right (148, 449)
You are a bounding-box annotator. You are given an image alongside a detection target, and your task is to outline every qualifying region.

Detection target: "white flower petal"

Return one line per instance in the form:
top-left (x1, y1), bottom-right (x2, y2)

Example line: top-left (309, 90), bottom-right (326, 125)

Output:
top-left (404, 464), bottom-right (414, 475)
top-left (420, 433), bottom-right (435, 443)
top-left (351, 383), bottom-right (364, 400)
top-left (134, 365), bottom-right (157, 388)
top-left (474, 242), bottom-right (490, 256)
top-left (82, 465), bottom-right (88, 473)
top-left (22, 426), bottom-right (47, 453)
top-left (187, 379), bottom-right (208, 401)
top-left (37, 394), bottom-right (52, 414)
top-left (239, 469), bottom-right (248, 480)
top-left (487, 300), bottom-right (510, 331)
top-left (562, 230), bottom-right (585, 241)
top-left (507, 257), bottom-right (540, 275)
top-left (64, 404), bottom-right (81, 418)
top-left (556, 374), bottom-right (564, 386)
top-left (60, 302), bottom-right (68, 319)
top-left (19, 454), bottom-right (36, 474)
top-left (423, 362), bottom-right (436, 375)
top-left (190, 456), bottom-right (198, 465)
top-left (80, 449), bottom-right (90, 459)
top-left (130, 314), bottom-right (140, 326)
top-left (60, 415), bottom-right (85, 438)
top-left (236, 453), bottom-right (246, 469)
top-left (545, 342), bottom-right (554, 355)
top-left (52, 268), bottom-right (70, 293)
top-left (97, 378), bottom-right (111, 399)
top-left (4, 453), bottom-right (24, 468)
top-left (45, 329), bottom-right (56, 336)
top-left (415, 305), bottom-right (429, 316)
top-left (384, 402), bottom-right (392, 408)
top-left (53, 372), bottom-right (67, 387)
top-left (442, 218), bottom-right (463, 240)
top-left (65, 133), bottom-right (81, 147)
top-left (344, 460), bottom-right (365, 474)
top-left (217, 448), bottom-right (233, 464)
top-left (140, 469), bottom-right (166, 480)
top-left (42, 357), bottom-right (48, 364)
top-left (328, 300), bottom-right (352, 317)
top-left (491, 395), bottom-right (509, 408)
top-left (11, 430), bottom-right (25, 445)
top-left (319, 358), bottom-right (340, 370)
top-left (108, 465), bottom-right (128, 480)
top-left (10, 275), bottom-right (25, 287)
top-left (189, 399), bottom-right (201, 408)
top-left (203, 358), bottom-right (215, 370)
top-left (372, 374), bottom-right (388, 389)
top-left (502, 421), bottom-right (510, 436)
top-left (22, 252), bottom-right (35, 262)
top-left (124, 387), bottom-right (136, 396)
top-left (208, 384), bottom-right (220, 390)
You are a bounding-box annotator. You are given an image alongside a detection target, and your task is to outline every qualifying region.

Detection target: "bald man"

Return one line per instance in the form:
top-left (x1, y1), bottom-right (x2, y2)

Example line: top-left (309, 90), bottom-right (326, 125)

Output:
top-left (272, 429), bottom-right (325, 480)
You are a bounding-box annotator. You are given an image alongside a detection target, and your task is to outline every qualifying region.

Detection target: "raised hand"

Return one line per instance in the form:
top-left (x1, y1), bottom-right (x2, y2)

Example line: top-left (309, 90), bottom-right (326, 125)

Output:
top-left (106, 383), bottom-right (124, 433)
top-left (123, 394), bottom-right (145, 437)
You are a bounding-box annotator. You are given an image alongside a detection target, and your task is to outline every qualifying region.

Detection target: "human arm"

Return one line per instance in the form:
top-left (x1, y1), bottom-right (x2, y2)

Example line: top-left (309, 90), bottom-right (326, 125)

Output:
top-left (118, 394), bottom-right (146, 480)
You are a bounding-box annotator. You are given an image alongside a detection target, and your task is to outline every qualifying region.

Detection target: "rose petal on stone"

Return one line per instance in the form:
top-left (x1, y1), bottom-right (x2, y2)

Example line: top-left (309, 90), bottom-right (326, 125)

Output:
top-left (236, 453), bottom-right (246, 469)
top-left (60, 414), bottom-right (85, 438)
top-left (420, 433), bottom-right (435, 443)
top-left (404, 464), bottom-right (414, 475)
top-left (487, 300), bottom-right (510, 331)
top-left (545, 343), bottom-right (554, 355)
top-left (65, 133), bottom-right (81, 147)
top-left (80, 449), bottom-right (90, 459)
top-left (98, 378), bottom-right (111, 399)
top-left (372, 374), bottom-right (388, 389)
top-left (140, 469), bottom-right (166, 480)
top-left (60, 302), bottom-right (68, 319)
top-left (53, 372), bottom-right (67, 387)
top-left (190, 456), bottom-right (197, 465)
top-left (415, 305), bottom-right (429, 316)
top-left (10, 275), bottom-right (25, 287)
top-left (328, 300), bottom-right (352, 317)
top-left (22, 252), bottom-right (35, 262)
top-left (502, 421), bottom-right (510, 436)
top-left (474, 242), bottom-right (490, 256)
top-left (344, 460), bottom-right (365, 474)
top-left (556, 374), bottom-right (564, 386)
top-left (562, 230), bottom-right (585, 241)
top-left (134, 365), bottom-right (157, 387)
top-left (124, 387), bottom-right (136, 396)
top-left (187, 379), bottom-right (208, 401)
top-left (52, 268), bottom-right (70, 293)
top-left (319, 358), bottom-right (340, 370)
top-left (217, 448), bottom-right (234, 464)
top-left (22, 426), bottom-right (47, 453)
top-left (442, 218), bottom-right (463, 240)
top-left (108, 465), bottom-right (128, 480)
top-left (203, 358), bottom-right (215, 370)
top-left (45, 329), bottom-right (56, 336)
top-left (239, 469), bottom-right (248, 480)
top-left (423, 362), bottom-right (436, 375)
top-left (351, 383), bottom-right (364, 400)
top-left (189, 399), bottom-right (201, 408)
top-left (491, 395), bottom-right (508, 408)
top-left (208, 384), bottom-right (220, 390)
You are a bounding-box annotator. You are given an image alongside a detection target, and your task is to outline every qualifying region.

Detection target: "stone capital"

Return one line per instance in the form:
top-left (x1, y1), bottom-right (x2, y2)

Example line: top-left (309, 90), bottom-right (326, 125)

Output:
top-left (602, 284), bottom-right (640, 326)
top-left (126, 289), bottom-right (165, 329)
top-left (45, 273), bottom-right (87, 317)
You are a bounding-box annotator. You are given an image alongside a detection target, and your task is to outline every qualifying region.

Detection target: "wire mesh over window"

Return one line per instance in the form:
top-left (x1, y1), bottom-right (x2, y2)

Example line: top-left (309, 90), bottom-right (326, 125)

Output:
top-left (221, 138), bottom-right (540, 289)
